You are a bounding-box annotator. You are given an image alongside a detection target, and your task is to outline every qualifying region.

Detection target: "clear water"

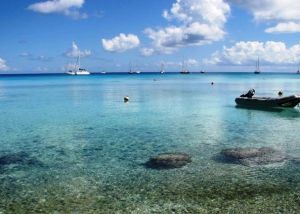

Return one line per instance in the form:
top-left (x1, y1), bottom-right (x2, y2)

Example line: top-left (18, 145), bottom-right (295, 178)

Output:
top-left (0, 73), bottom-right (300, 213)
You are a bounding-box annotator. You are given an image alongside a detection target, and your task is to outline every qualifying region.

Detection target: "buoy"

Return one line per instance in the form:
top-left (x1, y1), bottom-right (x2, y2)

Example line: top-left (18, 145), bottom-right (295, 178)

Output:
top-left (278, 91), bottom-right (283, 96)
top-left (211, 82), bottom-right (214, 85)
top-left (124, 96), bottom-right (129, 102)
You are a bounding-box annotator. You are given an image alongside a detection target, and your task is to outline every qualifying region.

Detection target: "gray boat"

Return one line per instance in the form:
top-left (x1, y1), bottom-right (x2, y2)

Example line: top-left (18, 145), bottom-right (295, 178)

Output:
top-left (235, 89), bottom-right (300, 108)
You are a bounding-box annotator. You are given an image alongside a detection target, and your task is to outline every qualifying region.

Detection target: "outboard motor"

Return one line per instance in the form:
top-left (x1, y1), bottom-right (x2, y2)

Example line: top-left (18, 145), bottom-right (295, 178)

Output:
top-left (240, 89), bottom-right (255, 98)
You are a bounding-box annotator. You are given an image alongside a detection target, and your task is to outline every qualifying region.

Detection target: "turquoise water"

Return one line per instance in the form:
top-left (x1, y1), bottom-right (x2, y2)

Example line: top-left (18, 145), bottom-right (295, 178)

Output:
top-left (0, 73), bottom-right (300, 213)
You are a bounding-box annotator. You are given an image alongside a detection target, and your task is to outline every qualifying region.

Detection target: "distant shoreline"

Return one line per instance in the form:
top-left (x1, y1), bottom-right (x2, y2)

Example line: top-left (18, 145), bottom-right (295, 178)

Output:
top-left (0, 71), bottom-right (300, 76)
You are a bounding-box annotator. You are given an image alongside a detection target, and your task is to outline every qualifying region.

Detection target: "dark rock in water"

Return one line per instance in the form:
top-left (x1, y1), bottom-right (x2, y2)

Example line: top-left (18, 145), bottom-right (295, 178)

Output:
top-left (239, 153), bottom-right (286, 166)
top-left (220, 147), bottom-right (285, 166)
top-left (0, 152), bottom-right (42, 167)
top-left (290, 157), bottom-right (300, 164)
top-left (145, 153), bottom-right (192, 169)
top-left (0, 152), bottom-right (28, 165)
top-left (222, 147), bottom-right (275, 159)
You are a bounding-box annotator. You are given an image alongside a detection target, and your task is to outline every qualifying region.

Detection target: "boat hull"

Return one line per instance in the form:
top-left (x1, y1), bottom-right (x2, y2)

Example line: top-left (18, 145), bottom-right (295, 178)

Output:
top-left (235, 95), bottom-right (300, 108)
top-left (65, 71), bottom-right (90, 75)
top-left (75, 71), bottom-right (90, 75)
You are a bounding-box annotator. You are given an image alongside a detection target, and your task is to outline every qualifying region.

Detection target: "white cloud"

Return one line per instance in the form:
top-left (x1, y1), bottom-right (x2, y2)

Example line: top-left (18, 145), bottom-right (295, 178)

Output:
top-left (34, 55), bottom-right (51, 61)
top-left (185, 58), bottom-right (199, 66)
top-left (0, 58), bottom-right (9, 71)
top-left (163, 0), bottom-right (229, 25)
top-left (28, 0), bottom-right (87, 19)
top-left (63, 63), bottom-right (76, 71)
top-left (230, 0), bottom-right (300, 33)
top-left (65, 42), bottom-right (91, 58)
top-left (19, 52), bottom-right (51, 61)
top-left (102, 33), bottom-right (140, 53)
top-left (19, 52), bottom-right (31, 57)
top-left (265, 22), bottom-right (300, 33)
top-left (207, 41), bottom-right (300, 65)
top-left (143, 0), bottom-right (230, 55)
top-left (140, 48), bottom-right (155, 56)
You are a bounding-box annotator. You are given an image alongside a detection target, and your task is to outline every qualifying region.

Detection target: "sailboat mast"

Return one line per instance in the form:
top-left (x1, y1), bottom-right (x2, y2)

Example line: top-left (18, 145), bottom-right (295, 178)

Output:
top-left (129, 62), bottom-right (132, 72)
top-left (75, 55), bottom-right (79, 71)
top-left (78, 54), bottom-right (81, 69)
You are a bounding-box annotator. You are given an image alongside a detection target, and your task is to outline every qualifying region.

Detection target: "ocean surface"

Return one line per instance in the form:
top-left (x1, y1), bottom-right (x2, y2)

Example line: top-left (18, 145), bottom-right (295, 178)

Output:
top-left (0, 73), bottom-right (300, 213)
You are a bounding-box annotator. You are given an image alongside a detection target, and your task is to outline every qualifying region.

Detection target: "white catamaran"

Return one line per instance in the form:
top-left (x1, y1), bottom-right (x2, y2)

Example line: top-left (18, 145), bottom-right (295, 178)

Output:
top-left (66, 55), bottom-right (90, 75)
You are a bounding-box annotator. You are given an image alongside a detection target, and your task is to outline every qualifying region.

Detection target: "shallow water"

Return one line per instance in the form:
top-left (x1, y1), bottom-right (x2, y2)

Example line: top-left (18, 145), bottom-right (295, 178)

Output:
top-left (0, 73), bottom-right (300, 213)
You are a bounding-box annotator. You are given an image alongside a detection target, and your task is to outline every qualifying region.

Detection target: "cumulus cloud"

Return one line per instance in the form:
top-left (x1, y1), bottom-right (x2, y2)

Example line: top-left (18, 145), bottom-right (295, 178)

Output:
top-left (65, 42), bottom-right (91, 58)
top-left (0, 57), bottom-right (9, 71)
top-left (185, 58), bottom-right (200, 66)
top-left (163, 0), bottom-right (229, 25)
top-left (265, 22), bottom-right (300, 33)
top-left (230, 0), bottom-right (300, 33)
top-left (206, 41), bottom-right (300, 65)
top-left (28, 0), bottom-right (87, 19)
top-left (143, 0), bottom-right (230, 55)
top-left (140, 48), bottom-right (155, 57)
top-left (102, 33), bottom-right (140, 52)
top-left (63, 63), bottom-right (76, 71)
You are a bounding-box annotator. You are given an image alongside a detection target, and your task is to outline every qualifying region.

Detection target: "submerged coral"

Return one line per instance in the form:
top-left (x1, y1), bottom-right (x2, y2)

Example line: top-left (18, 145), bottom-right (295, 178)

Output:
top-left (145, 153), bottom-right (192, 169)
top-left (0, 151), bottom-right (42, 167)
top-left (220, 147), bottom-right (286, 166)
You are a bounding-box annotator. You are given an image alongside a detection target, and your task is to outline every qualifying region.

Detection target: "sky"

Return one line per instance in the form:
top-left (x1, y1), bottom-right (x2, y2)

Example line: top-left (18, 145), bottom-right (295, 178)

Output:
top-left (0, 0), bottom-right (300, 73)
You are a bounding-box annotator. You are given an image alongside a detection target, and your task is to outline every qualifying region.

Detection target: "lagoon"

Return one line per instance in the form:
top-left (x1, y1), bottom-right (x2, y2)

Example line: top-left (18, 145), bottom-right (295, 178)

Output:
top-left (0, 73), bottom-right (300, 213)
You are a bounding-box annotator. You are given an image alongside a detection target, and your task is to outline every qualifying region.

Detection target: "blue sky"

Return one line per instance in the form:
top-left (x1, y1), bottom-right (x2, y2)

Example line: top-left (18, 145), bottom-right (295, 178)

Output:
top-left (0, 0), bottom-right (300, 73)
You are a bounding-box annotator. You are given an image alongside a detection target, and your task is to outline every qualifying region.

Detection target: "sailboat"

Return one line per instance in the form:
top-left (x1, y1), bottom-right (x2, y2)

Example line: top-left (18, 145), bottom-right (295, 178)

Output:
top-left (128, 62), bottom-right (141, 74)
top-left (160, 63), bottom-right (165, 74)
top-left (254, 57), bottom-right (261, 74)
top-left (297, 63), bottom-right (300, 74)
top-left (66, 55), bottom-right (90, 75)
top-left (180, 60), bottom-right (190, 74)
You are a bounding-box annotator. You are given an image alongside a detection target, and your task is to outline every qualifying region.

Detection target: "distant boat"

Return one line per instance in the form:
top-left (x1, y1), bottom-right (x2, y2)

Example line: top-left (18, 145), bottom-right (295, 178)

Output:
top-left (100, 71), bottom-right (106, 74)
top-left (160, 63), bottom-right (165, 74)
top-left (180, 60), bottom-right (190, 74)
top-left (128, 63), bottom-right (141, 74)
top-left (254, 57), bottom-right (261, 74)
top-left (200, 70), bottom-right (205, 74)
top-left (128, 70), bottom-right (141, 74)
top-left (297, 64), bottom-right (300, 74)
top-left (66, 55), bottom-right (90, 75)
